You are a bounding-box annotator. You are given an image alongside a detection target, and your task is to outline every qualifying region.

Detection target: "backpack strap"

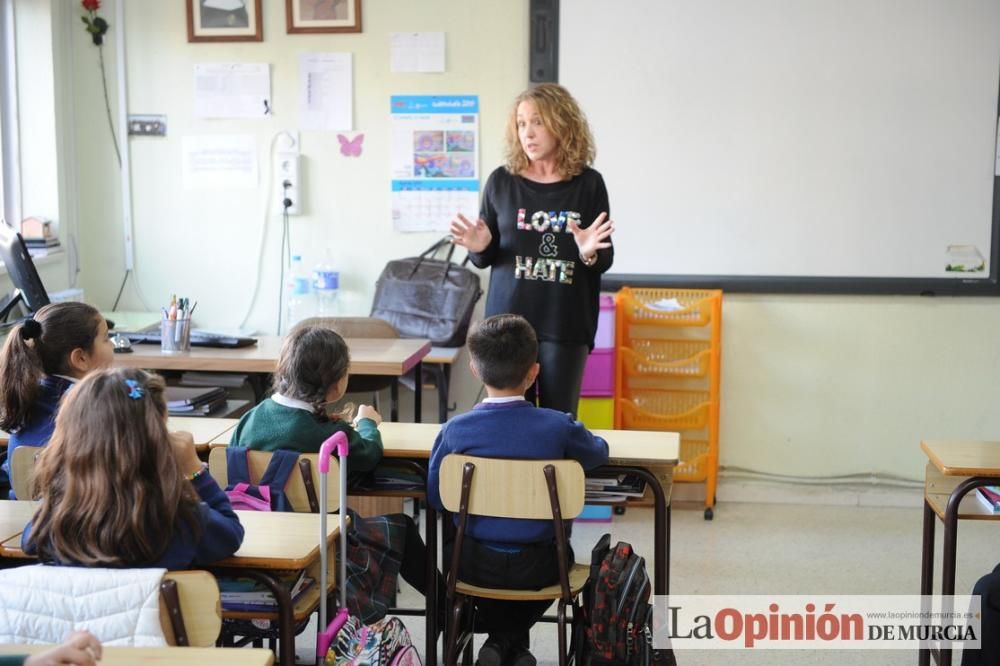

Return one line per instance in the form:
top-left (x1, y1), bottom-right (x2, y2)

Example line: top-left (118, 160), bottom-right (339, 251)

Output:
top-left (258, 449), bottom-right (301, 512)
top-left (225, 446), bottom-right (254, 485)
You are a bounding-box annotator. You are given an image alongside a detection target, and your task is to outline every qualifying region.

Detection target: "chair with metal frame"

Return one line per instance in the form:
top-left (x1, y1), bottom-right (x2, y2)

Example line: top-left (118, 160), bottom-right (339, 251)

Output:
top-left (439, 454), bottom-right (589, 666)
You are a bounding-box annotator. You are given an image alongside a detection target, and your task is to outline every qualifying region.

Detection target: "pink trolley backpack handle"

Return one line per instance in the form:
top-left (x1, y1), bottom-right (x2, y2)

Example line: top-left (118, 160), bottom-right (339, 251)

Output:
top-left (317, 431), bottom-right (350, 660)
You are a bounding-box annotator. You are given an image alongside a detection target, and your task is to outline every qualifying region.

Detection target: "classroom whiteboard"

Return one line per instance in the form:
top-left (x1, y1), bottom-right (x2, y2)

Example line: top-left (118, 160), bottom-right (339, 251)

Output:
top-left (560, 0), bottom-right (1000, 293)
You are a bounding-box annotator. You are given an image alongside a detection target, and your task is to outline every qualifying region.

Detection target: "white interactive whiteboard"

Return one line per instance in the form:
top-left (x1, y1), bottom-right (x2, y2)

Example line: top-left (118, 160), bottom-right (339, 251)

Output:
top-left (560, 0), bottom-right (1000, 293)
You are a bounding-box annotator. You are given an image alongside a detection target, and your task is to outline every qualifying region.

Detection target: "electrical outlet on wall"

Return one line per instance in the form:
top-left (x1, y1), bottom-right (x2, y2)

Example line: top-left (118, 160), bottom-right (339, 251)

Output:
top-left (276, 152), bottom-right (301, 215)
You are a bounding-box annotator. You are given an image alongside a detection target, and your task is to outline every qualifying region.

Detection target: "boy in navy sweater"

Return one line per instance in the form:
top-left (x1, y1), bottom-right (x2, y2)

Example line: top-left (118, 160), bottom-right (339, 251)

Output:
top-left (427, 314), bottom-right (609, 666)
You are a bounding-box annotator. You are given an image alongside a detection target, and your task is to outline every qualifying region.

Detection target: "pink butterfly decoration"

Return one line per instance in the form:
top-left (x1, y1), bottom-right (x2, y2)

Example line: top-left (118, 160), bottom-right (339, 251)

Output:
top-left (337, 133), bottom-right (364, 157)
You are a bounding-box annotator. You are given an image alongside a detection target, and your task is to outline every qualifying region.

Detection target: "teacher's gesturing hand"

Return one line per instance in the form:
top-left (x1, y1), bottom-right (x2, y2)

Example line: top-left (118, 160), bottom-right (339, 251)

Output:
top-left (449, 213), bottom-right (493, 253)
top-left (568, 212), bottom-right (614, 263)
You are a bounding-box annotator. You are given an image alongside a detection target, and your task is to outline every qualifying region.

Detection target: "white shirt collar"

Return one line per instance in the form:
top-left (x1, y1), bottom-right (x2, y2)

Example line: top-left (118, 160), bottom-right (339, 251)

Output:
top-left (482, 396), bottom-right (528, 404)
top-left (271, 393), bottom-right (314, 412)
top-left (52, 374), bottom-right (79, 384)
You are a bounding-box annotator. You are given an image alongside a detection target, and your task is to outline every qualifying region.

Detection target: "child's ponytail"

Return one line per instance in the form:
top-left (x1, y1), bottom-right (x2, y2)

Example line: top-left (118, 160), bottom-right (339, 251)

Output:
top-left (0, 302), bottom-right (103, 431)
top-left (0, 319), bottom-right (45, 431)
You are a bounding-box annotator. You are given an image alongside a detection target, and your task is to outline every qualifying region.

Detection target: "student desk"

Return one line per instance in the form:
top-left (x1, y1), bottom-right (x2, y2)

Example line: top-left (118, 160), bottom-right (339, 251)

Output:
top-left (115, 336), bottom-right (432, 422)
top-left (211, 511), bottom-right (342, 666)
top-left (919, 440), bottom-right (1000, 666)
top-left (0, 645), bottom-right (275, 665)
top-left (399, 346), bottom-right (461, 423)
top-left (0, 417), bottom-right (236, 455)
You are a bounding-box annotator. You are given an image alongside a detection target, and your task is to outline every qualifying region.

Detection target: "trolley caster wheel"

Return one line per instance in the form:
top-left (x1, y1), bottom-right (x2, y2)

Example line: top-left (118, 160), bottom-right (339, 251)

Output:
top-left (614, 506), bottom-right (626, 516)
top-left (704, 507), bottom-right (714, 521)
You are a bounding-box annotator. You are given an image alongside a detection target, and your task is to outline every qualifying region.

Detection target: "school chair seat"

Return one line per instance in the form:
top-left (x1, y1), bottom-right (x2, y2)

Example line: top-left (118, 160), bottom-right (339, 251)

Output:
top-left (439, 454), bottom-right (587, 666)
top-left (295, 316), bottom-right (402, 420)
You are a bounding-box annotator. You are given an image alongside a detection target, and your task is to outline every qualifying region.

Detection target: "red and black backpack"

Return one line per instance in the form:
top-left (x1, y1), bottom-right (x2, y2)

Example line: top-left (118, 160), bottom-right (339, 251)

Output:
top-left (579, 534), bottom-right (676, 665)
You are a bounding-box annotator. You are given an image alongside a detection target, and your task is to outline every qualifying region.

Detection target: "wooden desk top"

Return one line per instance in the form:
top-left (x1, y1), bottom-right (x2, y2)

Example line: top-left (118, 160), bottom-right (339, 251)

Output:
top-left (214, 510), bottom-right (342, 570)
top-left (375, 423), bottom-right (680, 465)
top-left (426, 346), bottom-right (461, 364)
top-left (0, 645), bottom-right (274, 665)
top-left (115, 336), bottom-right (431, 376)
top-left (921, 440), bottom-right (1000, 476)
top-left (1, 417), bottom-right (237, 453)
top-left (0, 500), bottom-right (34, 546)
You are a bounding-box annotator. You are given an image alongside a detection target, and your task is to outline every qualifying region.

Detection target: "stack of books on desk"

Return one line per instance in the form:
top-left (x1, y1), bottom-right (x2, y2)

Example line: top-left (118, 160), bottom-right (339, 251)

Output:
top-left (219, 571), bottom-right (314, 612)
top-left (165, 385), bottom-right (227, 416)
top-left (21, 217), bottom-right (61, 256)
top-left (975, 486), bottom-right (1000, 513)
top-left (585, 473), bottom-right (647, 503)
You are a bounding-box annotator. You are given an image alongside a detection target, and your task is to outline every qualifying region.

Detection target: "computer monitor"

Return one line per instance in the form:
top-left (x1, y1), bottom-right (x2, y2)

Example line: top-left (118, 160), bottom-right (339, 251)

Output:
top-left (0, 222), bottom-right (50, 322)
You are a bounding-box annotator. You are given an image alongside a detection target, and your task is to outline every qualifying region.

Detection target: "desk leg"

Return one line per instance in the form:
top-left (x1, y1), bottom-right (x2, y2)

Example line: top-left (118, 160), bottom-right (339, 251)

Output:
top-left (413, 361), bottom-right (423, 423)
top-left (595, 465), bottom-right (669, 595)
top-left (391, 380), bottom-right (399, 422)
top-left (919, 499), bottom-right (935, 666)
top-left (425, 502), bottom-right (438, 666)
top-left (939, 476), bottom-right (991, 666)
top-left (241, 570), bottom-right (295, 666)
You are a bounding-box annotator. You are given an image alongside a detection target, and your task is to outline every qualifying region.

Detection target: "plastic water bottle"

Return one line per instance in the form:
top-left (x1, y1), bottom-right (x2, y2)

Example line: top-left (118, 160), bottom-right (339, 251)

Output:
top-left (312, 251), bottom-right (340, 316)
top-left (286, 255), bottom-right (314, 328)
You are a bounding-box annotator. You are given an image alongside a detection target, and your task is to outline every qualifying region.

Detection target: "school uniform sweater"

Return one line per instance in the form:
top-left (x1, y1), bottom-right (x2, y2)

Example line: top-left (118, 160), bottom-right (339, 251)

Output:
top-left (4, 375), bottom-right (75, 500)
top-left (427, 398), bottom-right (609, 546)
top-left (21, 472), bottom-right (245, 569)
top-left (232, 395), bottom-right (383, 475)
top-left (469, 166), bottom-right (614, 349)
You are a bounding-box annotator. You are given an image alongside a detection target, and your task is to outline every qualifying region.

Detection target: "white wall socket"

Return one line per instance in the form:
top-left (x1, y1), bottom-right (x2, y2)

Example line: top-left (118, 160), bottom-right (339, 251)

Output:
top-left (276, 152), bottom-right (301, 216)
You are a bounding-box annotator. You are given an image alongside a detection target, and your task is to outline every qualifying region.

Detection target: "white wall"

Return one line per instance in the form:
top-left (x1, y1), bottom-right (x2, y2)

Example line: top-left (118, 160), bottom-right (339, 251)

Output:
top-left (62, 0), bottom-right (1000, 482)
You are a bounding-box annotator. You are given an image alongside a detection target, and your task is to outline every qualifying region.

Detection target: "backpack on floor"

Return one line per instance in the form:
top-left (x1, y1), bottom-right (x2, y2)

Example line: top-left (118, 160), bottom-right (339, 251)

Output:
top-left (325, 615), bottom-right (421, 666)
top-left (580, 534), bottom-right (675, 666)
top-left (224, 447), bottom-right (300, 512)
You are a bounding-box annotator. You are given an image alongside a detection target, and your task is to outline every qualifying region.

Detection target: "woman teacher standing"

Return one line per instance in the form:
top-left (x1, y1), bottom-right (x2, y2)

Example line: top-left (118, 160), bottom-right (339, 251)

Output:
top-left (450, 83), bottom-right (614, 415)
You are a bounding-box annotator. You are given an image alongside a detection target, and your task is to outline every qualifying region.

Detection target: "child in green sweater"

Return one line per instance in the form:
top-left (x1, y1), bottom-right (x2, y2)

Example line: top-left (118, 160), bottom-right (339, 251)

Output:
top-left (233, 325), bottom-right (441, 623)
top-left (0, 630), bottom-right (102, 666)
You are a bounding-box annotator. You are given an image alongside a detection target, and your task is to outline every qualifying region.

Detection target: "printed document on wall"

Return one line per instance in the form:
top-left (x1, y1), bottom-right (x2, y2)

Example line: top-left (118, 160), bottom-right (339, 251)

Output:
top-left (300, 53), bottom-right (353, 131)
top-left (193, 64), bottom-right (271, 119)
top-left (390, 95), bottom-right (479, 232)
top-left (390, 32), bottom-right (446, 73)
top-left (182, 135), bottom-right (258, 190)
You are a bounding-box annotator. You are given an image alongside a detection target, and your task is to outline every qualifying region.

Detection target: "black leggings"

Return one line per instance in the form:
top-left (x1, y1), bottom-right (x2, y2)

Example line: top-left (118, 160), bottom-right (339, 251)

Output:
top-left (524, 341), bottom-right (589, 417)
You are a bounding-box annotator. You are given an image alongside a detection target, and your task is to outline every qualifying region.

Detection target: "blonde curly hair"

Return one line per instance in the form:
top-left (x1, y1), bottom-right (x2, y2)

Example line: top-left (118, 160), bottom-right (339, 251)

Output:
top-left (503, 83), bottom-right (595, 179)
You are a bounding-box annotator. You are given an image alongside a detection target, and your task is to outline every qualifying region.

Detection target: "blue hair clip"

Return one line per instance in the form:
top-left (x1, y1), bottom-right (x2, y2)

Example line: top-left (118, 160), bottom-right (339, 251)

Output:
top-left (124, 378), bottom-right (144, 400)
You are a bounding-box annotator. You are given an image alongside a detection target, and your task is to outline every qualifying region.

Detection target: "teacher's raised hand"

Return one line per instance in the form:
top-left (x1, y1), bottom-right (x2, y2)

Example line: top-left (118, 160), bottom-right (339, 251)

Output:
top-left (568, 212), bottom-right (614, 262)
top-left (449, 213), bottom-right (492, 253)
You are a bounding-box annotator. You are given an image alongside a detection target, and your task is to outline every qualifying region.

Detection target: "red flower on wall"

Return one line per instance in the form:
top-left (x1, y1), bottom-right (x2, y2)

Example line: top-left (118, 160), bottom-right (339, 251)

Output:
top-left (79, 0), bottom-right (120, 167)
top-left (80, 0), bottom-right (109, 46)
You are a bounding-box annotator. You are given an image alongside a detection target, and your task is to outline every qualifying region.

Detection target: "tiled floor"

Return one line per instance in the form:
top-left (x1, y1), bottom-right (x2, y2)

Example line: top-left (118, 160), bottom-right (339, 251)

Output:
top-left (373, 499), bottom-right (996, 666)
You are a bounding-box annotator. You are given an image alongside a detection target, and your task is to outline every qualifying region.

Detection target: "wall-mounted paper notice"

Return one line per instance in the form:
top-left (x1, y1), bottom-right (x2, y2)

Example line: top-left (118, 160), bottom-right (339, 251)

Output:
top-left (182, 135), bottom-right (258, 190)
top-left (193, 63), bottom-right (271, 119)
top-left (299, 52), bottom-right (353, 131)
top-left (390, 32), bottom-right (446, 73)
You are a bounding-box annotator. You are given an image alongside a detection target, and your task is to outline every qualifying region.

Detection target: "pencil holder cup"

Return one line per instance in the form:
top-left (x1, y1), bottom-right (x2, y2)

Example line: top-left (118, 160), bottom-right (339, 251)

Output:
top-left (161, 317), bottom-right (192, 353)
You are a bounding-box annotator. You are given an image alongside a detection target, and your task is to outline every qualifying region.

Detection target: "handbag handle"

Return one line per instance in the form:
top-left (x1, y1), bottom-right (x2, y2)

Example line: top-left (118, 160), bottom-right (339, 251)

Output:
top-left (407, 236), bottom-right (459, 281)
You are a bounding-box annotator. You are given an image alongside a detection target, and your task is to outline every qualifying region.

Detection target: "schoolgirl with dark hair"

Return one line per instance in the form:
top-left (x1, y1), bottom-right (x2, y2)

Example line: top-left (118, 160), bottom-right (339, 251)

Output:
top-left (0, 302), bottom-right (114, 498)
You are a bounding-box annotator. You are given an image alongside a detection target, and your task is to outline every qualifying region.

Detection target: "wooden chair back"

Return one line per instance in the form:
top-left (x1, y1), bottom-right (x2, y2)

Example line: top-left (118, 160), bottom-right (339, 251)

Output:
top-left (208, 447), bottom-right (340, 513)
top-left (10, 445), bottom-right (41, 500)
top-left (438, 455), bottom-right (586, 519)
top-left (296, 316), bottom-right (399, 339)
top-left (159, 570), bottom-right (221, 647)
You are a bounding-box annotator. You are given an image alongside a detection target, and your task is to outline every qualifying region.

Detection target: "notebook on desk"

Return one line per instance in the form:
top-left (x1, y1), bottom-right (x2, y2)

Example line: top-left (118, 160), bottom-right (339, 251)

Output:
top-left (123, 329), bottom-right (258, 349)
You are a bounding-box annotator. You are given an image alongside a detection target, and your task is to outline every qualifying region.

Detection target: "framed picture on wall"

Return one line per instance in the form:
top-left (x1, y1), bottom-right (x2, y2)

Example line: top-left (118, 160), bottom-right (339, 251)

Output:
top-left (187, 0), bottom-right (263, 43)
top-left (286, 0), bottom-right (362, 34)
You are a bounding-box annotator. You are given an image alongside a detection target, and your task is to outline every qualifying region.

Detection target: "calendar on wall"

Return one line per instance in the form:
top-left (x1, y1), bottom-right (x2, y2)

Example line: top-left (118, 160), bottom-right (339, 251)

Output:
top-left (390, 95), bottom-right (479, 233)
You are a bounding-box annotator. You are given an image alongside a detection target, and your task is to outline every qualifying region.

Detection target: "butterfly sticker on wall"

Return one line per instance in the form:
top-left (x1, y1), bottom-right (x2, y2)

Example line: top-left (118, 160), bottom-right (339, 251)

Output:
top-left (337, 133), bottom-right (364, 157)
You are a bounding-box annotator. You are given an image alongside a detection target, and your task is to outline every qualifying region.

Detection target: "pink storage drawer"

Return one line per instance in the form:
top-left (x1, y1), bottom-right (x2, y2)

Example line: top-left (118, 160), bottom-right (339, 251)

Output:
top-left (594, 293), bottom-right (616, 350)
top-left (580, 348), bottom-right (614, 396)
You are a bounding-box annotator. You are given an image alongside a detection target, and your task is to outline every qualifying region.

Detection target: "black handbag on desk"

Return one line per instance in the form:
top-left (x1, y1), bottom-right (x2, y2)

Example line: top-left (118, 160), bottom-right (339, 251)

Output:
top-left (371, 237), bottom-right (483, 347)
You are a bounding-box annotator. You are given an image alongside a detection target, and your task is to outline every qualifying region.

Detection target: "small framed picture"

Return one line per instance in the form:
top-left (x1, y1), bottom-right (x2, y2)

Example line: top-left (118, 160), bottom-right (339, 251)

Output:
top-left (286, 0), bottom-right (362, 34)
top-left (187, 0), bottom-right (263, 43)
